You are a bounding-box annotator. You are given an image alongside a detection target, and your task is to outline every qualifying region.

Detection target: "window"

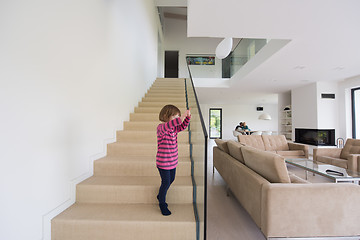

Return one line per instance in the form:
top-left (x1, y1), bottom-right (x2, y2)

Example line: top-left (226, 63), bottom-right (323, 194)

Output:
top-left (209, 108), bottom-right (222, 139)
top-left (352, 87), bottom-right (360, 139)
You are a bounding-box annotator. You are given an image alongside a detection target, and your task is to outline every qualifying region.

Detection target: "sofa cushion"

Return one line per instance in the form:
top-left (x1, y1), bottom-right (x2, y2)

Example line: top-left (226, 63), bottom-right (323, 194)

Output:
top-left (276, 150), bottom-right (304, 157)
top-left (241, 146), bottom-right (291, 183)
top-left (214, 139), bottom-right (230, 154)
top-left (288, 173), bottom-right (310, 184)
top-left (317, 156), bottom-right (348, 169)
top-left (262, 135), bottom-right (289, 151)
top-left (238, 135), bottom-right (266, 150)
top-left (340, 138), bottom-right (360, 160)
top-left (227, 141), bottom-right (245, 164)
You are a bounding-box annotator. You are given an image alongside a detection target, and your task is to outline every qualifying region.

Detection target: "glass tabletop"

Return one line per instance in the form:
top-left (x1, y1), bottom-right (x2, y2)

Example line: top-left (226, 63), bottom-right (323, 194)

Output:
top-left (285, 158), bottom-right (360, 179)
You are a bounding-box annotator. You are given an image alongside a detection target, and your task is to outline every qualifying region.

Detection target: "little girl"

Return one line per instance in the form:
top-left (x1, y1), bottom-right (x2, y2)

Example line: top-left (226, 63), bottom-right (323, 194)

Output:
top-left (156, 104), bottom-right (191, 216)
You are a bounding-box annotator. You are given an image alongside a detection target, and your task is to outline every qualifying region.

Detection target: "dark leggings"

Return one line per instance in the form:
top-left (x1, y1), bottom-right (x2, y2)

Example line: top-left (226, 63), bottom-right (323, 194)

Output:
top-left (157, 168), bottom-right (176, 205)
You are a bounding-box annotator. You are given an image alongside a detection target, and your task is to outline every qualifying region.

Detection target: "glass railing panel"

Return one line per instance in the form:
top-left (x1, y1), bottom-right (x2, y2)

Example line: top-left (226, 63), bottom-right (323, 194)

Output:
top-left (185, 38), bottom-right (267, 80)
top-left (230, 38), bottom-right (267, 77)
top-left (185, 77), bottom-right (207, 240)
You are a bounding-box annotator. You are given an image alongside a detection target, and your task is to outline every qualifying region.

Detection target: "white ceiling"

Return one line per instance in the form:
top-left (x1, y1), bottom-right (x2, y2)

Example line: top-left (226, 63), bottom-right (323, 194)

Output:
top-left (157, 0), bottom-right (360, 104)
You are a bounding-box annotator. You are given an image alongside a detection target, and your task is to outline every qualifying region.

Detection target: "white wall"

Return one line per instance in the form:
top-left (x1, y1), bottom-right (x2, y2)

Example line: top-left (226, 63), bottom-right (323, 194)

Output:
top-left (163, 17), bottom-right (223, 78)
top-left (292, 81), bottom-right (342, 140)
top-left (292, 83), bottom-right (318, 141)
top-left (200, 103), bottom-right (278, 140)
top-left (316, 82), bottom-right (339, 132)
top-left (0, 1), bottom-right (160, 239)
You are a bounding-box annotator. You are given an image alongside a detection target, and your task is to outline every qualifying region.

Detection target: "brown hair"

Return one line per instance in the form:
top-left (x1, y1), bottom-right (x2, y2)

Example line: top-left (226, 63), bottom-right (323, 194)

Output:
top-left (159, 105), bottom-right (181, 122)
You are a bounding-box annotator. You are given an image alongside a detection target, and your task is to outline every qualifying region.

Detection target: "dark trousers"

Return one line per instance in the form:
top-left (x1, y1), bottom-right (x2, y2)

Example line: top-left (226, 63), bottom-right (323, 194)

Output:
top-left (157, 168), bottom-right (176, 205)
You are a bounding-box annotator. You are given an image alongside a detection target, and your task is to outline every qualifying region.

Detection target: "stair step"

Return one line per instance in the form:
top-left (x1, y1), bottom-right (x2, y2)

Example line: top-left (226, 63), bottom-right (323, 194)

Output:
top-left (153, 80), bottom-right (185, 85)
top-left (156, 77), bottom-right (185, 81)
top-left (145, 92), bottom-right (185, 98)
top-left (94, 156), bottom-right (191, 176)
top-left (107, 142), bottom-right (190, 157)
top-left (138, 102), bottom-right (187, 108)
top-left (129, 113), bottom-right (198, 122)
top-left (142, 97), bottom-right (186, 103)
top-left (149, 87), bottom-right (185, 91)
top-left (52, 203), bottom-right (196, 240)
top-left (123, 120), bottom-right (195, 131)
top-left (134, 106), bottom-right (188, 113)
top-left (76, 176), bottom-right (193, 204)
top-left (129, 113), bottom-right (159, 121)
top-left (116, 130), bottom-right (188, 143)
top-left (123, 121), bottom-right (188, 131)
top-left (147, 89), bottom-right (186, 94)
top-left (124, 121), bottom-right (160, 130)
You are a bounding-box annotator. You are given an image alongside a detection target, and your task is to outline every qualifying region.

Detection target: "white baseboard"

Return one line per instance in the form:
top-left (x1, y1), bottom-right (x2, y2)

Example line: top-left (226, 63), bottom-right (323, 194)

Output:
top-left (40, 132), bottom-right (116, 240)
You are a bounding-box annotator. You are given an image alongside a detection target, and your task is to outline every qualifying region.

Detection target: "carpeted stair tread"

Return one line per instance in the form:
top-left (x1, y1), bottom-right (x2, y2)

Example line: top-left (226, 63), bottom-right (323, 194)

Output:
top-left (145, 93), bottom-right (185, 98)
top-left (107, 141), bottom-right (189, 147)
top-left (94, 157), bottom-right (191, 176)
top-left (123, 121), bottom-right (190, 130)
top-left (107, 142), bottom-right (190, 154)
top-left (78, 175), bottom-right (192, 186)
top-left (129, 113), bottom-right (198, 122)
top-left (53, 203), bottom-right (195, 222)
top-left (138, 102), bottom-right (187, 108)
top-left (52, 203), bottom-right (196, 240)
top-left (134, 107), bottom-right (188, 113)
top-left (76, 176), bottom-right (193, 204)
top-left (95, 155), bottom-right (191, 162)
top-left (116, 130), bottom-right (188, 143)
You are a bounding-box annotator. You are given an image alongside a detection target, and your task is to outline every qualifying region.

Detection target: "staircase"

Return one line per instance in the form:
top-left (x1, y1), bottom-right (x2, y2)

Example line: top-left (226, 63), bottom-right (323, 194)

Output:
top-left (52, 78), bottom-right (196, 240)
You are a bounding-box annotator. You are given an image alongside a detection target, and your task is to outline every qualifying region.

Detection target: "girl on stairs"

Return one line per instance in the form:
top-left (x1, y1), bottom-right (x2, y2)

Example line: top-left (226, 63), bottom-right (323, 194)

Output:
top-left (156, 104), bottom-right (191, 216)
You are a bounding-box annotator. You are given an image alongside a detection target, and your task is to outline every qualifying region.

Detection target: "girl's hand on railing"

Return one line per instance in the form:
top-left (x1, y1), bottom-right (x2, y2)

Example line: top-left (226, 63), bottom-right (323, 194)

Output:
top-left (181, 109), bottom-right (191, 121)
top-left (186, 108), bottom-right (191, 118)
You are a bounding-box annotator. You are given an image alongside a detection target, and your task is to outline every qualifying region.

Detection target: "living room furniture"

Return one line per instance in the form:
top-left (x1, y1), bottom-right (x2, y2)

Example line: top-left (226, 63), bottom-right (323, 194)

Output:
top-left (232, 130), bottom-right (242, 138)
top-left (251, 131), bottom-right (262, 135)
top-left (286, 158), bottom-right (360, 183)
top-left (281, 109), bottom-right (292, 140)
top-left (237, 134), bottom-right (309, 159)
top-left (262, 131), bottom-right (272, 135)
top-left (313, 138), bottom-right (360, 172)
top-left (213, 139), bottom-right (360, 238)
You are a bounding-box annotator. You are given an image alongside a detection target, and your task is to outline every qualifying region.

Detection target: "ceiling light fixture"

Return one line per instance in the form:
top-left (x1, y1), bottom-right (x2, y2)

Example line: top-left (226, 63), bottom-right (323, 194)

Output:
top-left (258, 113), bottom-right (272, 120)
top-left (216, 37), bottom-right (233, 59)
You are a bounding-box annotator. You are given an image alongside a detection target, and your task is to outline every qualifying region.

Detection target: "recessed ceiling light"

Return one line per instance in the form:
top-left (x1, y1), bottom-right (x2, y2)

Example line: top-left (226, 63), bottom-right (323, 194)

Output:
top-left (294, 66), bottom-right (306, 70)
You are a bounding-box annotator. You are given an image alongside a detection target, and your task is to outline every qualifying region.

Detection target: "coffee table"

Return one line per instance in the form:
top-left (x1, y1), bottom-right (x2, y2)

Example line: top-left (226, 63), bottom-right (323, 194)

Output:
top-left (285, 158), bottom-right (360, 184)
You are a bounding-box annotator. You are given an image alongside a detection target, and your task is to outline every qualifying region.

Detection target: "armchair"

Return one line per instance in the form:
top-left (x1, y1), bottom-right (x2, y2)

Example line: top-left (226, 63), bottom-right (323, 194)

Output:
top-left (313, 138), bottom-right (360, 172)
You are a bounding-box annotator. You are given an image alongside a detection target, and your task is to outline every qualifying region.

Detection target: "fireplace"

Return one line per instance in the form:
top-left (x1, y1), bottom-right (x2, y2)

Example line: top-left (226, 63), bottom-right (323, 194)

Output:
top-left (295, 128), bottom-right (335, 146)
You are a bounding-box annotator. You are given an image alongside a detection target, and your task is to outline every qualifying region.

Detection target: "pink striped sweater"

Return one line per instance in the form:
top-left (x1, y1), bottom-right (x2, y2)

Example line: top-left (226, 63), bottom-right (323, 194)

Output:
top-left (156, 116), bottom-right (191, 170)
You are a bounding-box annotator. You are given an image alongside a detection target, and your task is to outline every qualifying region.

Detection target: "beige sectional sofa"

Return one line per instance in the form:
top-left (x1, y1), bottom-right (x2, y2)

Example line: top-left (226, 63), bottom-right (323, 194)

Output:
top-left (314, 138), bottom-right (360, 171)
top-left (237, 135), bottom-right (309, 159)
top-left (213, 139), bottom-right (360, 239)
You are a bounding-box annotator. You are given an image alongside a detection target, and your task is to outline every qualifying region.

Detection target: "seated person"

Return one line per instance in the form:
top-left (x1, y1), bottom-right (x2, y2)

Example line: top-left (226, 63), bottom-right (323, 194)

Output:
top-left (240, 122), bottom-right (252, 135)
top-left (241, 122), bottom-right (251, 132)
top-left (235, 122), bottom-right (243, 131)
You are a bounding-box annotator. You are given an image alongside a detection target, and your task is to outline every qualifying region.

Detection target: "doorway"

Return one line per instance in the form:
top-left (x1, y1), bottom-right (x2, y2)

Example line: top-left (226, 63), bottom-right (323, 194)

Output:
top-left (209, 108), bottom-right (222, 139)
top-left (352, 87), bottom-right (360, 139)
top-left (165, 51), bottom-right (179, 78)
